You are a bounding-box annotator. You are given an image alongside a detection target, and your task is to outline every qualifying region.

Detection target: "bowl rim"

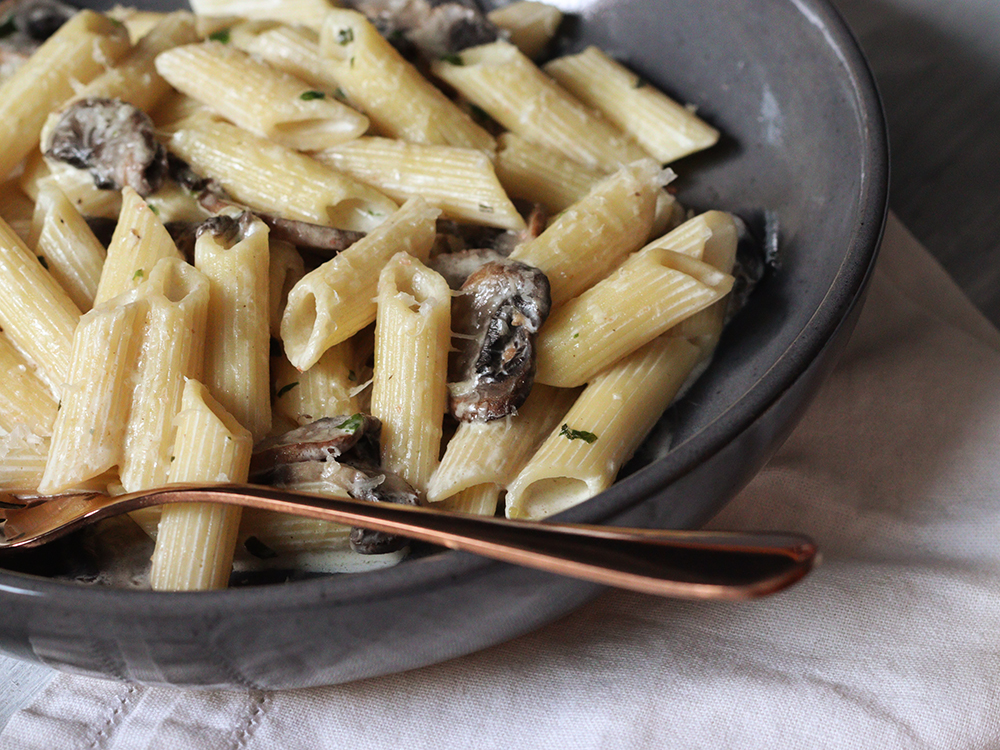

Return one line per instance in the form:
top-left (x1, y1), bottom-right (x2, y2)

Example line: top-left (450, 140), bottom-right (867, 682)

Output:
top-left (0, 0), bottom-right (889, 614)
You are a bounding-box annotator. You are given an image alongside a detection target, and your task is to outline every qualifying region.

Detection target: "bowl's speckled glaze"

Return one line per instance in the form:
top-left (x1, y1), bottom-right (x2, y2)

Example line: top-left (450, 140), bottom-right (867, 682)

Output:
top-left (0, 0), bottom-right (888, 688)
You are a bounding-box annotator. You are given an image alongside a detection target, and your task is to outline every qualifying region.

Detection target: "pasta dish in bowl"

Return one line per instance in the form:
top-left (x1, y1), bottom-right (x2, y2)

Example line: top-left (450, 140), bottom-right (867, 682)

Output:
top-left (0, 0), bottom-right (887, 687)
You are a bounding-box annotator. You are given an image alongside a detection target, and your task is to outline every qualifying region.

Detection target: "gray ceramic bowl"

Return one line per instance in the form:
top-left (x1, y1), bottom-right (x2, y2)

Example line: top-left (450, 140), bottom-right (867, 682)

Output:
top-left (0, 0), bottom-right (887, 688)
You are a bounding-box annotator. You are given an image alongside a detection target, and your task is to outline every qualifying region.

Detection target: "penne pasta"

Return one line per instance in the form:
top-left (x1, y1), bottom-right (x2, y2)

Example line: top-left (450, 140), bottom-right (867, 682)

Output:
top-left (494, 132), bottom-right (604, 214)
top-left (169, 117), bottom-right (398, 232)
top-left (545, 46), bottom-right (720, 164)
top-left (155, 41), bottom-right (369, 151)
top-left (0, 214), bottom-right (81, 390)
top-left (149, 379), bottom-right (253, 591)
top-left (119, 259), bottom-right (210, 493)
top-left (427, 384), bottom-right (577, 503)
top-left (30, 180), bottom-right (107, 312)
top-left (280, 197), bottom-right (440, 371)
top-left (370, 252), bottom-right (451, 493)
top-left (273, 341), bottom-right (360, 426)
top-left (431, 40), bottom-right (646, 172)
top-left (509, 159), bottom-right (665, 306)
top-left (506, 335), bottom-right (702, 520)
top-left (486, 1), bottom-right (564, 60)
top-left (0, 333), bottom-right (59, 438)
top-left (534, 249), bottom-right (734, 388)
top-left (319, 9), bottom-right (496, 151)
top-left (94, 187), bottom-right (183, 306)
top-left (313, 137), bottom-right (525, 230)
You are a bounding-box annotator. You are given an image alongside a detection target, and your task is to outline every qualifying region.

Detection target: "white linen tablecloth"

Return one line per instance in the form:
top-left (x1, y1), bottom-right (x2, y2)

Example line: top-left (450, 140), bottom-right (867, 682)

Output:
top-left (3, 213), bottom-right (1000, 748)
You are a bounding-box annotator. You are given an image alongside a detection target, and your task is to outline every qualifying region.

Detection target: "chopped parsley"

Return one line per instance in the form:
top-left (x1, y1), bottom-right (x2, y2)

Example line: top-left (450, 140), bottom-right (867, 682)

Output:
top-left (148, 204), bottom-right (159, 215)
top-left (209, 28), bottom-right (231, 43)
top-left (560, 424), bottom-right (598, 443)
top-left (133, 269), bottom-right (144, 280)
top-left (478, 203), bottom-right (494, 214)
top-left (336, 413), bottom-right (364, 433)
top-left (634, 76), bottom-right (647, 89)
top-left (336, 27), bottom-right (354, 45)
top-left (276, 381), bottom-right (299, 398)
top-left (300, 90), bottom-right (326, 100)
top-left (440, 53), bottom-right (464, 65)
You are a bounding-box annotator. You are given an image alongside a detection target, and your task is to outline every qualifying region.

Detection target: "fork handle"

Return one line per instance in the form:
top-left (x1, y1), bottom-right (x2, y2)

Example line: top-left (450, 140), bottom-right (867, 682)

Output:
top-left (4, 484), bottom-right (819, 599)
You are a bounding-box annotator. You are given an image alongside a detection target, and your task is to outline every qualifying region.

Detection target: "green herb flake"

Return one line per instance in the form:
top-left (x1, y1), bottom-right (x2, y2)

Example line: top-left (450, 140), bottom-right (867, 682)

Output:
top-left (478, 203), bottom-right (494, 214)
top-left (0, 16), bottom-right (17, 38)
top-left (148, 204), bottom-right (159, 215)
top-left (559, 423), bottom-right (598, 443)
top-left (300, 90), bottom-right (326, 100)
top-left (441, 53), bottom-right (464, 65)
top-left (634, 76), bottom-right (647, 89)
top-left (336, 413), bottom-right (364, 433)
top-left (170, 456), bottom-right (175, 462)
top-left (133, 268), bottom-right (144, 280)
top-left (244, 535), bottom-right (278, 559)
top-left (276, 381), bottom-right (299, 398)
top-left (349, 56), bottom-right (355, 68)
top-left (337, 27), bottom-right (354, 45)
top-left (36, 255), bottom-right (48, 270)
top-left (209, 28), bottom-right (231, 43)
top-left (333, 87), bottom-right (347, 100)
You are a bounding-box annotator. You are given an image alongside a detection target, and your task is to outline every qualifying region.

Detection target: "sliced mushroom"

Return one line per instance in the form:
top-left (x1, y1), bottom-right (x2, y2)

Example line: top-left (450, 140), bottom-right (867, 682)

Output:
top-left (349, 0), bottom-right (499, 59)
top-left (46, 98), bottom-right (169, 196)
top-left (0, 0), bottom-right (75, 78)
top-left (195, 211), bottom-right (257, 249)
top-left (434, 203), bottom-right (546, 258)
top-left (250, 416), bottom-right (421, 555)
top-left (445, 256), bottom-right (551, 421)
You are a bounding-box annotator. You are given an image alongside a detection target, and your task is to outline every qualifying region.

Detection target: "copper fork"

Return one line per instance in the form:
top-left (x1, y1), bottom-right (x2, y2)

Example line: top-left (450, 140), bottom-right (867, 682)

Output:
top-left (0, 484), bottom-right (818, 599)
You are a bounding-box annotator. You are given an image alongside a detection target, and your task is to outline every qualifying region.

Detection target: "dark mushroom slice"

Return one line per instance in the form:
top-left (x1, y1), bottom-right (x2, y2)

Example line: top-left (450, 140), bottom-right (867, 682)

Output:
top-left (194, 211), bottom-right (257, 249)
top-left (249, 415), bottom-right (421, 555)
top-left (349, 0), bottom-right (499, 59)
top-left (0, 0), bottom-right (75, 76)
top-left (45, 98), bottom-right (169, 196)
top-left (447, 257), bottom-right (551, 421)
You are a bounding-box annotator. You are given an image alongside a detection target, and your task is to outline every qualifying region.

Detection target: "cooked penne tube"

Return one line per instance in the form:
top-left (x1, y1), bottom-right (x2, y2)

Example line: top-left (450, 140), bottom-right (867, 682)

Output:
top-left (0, 214), bottom-right (81, 389)
top-left (155, 41), bottom-right (369, 151)
top-left (313, 137), bottom-right (525, 230)
top-left (281, 197), bottom-right (440, 371)
top-left (189, 0), bottom-right (337, 29)
top-left (431, 40), bottom-right (646, 172)
top-left (486, 1), bottom-right (564, 60)
top-left (229, 22), bottom-right (336, 91)
top-left (509, 159), bottom-right (664, 306)
top-left (94, 187), bottom-right (183, 306)
top-left (169, 117), bottom-right (398, 232)
top-left (267, 239), bottom-right (305, 338)
top-left (0, 429), bottom-right (49, 493)
top-left (19, 154), bottom-right (123, 220)
top-left (535, 249), bottom-right (734, 388)
top-left (320, 10), bottom-right (495, 151)
top-left (195, 212), bottom-right (271, 442)
top-left (39, 12), bottom-right (199, 149)
top-left (427, 384), bottom-right (577, 503)
top-left (437, 483), bottom-right (501, 516)
top-left (273, 342), bottom-right (359, 426)
top-left (644, 210), bottom-right (738, 272)
top-left (0, 10), bottom-right (130, 180)
top-left (494, 132), bottom-right (603, 214)
top-left (506, 335), bottom-right (702, 519)
top-left (30, 180), bottom-right (107, 312)
top-left (38, 295), bottom-right (146, 494)
top-left (545, 46), bottom-right (720, 164)
top-left (149, 379), bottom-right (253, 591)
top-left (370, 253), bottom-right (451, 493)
top-left (0, 333), bottom-right (59, 437)
top-left (237, 507), bottom-right (352, 553)
top-left (0, 181), bottom-right (35, 244)
top-left (107, 7), bottom-right (168, 41)
top-left (119, 259), bottom-right (210, 493)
